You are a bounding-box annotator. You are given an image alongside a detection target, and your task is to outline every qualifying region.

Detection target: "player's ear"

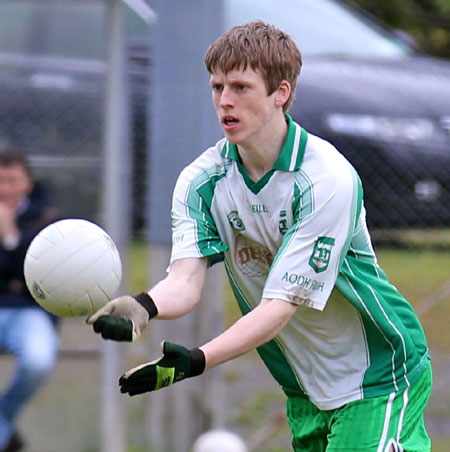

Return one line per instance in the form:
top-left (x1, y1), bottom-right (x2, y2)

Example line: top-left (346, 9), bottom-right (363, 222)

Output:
top-left (274, 80), bottom-right (291, 109)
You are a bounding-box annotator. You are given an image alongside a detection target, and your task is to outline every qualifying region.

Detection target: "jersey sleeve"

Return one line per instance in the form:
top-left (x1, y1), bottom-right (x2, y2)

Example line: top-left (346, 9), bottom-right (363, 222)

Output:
top-left (263, 164), bottom-right (363, 311)
top-left (170, 165), bottom-right (229, 265)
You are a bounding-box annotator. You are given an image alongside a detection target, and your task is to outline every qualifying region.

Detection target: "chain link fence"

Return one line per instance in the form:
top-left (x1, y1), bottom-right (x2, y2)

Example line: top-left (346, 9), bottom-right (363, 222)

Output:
top-left (0, 0), bottom-right (149, 236)
top-left (1, 1), bottom-right (449, 244)
top-left (0, 1), bottom-right (450, 450)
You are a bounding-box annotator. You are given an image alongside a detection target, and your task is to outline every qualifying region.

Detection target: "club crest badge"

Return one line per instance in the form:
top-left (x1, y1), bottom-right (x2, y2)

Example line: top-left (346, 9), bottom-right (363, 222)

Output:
top-left (309, 236), bottom-right (335, 273)
top-left (227, 210), bottom-right (245, 232)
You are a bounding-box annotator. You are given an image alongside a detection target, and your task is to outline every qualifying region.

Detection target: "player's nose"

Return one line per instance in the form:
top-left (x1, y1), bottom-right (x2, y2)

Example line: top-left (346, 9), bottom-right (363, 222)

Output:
top-left (219, 86), bottom-right (234, 107)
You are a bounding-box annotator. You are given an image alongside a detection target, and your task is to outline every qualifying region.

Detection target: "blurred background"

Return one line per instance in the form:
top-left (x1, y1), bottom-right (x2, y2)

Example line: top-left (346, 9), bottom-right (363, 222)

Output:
top-left (0, 0), bottom-right (449, 451)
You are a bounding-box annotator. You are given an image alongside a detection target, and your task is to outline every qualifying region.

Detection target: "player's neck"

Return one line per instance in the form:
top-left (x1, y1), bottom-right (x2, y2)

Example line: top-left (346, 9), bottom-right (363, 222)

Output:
top-left (237, 114), bottom-right (287, 182)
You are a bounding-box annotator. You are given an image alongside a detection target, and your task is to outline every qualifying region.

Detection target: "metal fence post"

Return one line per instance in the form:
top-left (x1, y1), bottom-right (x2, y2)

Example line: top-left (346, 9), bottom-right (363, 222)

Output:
top-left (145, 245), bottom-right (227, 451)
top-left (145, 1), bottom-right (225, 449)
top-left (101, 1), bottom-right (131, 451)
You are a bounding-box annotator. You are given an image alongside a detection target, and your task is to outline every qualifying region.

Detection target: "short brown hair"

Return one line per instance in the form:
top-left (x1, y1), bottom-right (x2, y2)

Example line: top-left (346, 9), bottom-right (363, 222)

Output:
top-left (205, 20), bottom-right (302, 112)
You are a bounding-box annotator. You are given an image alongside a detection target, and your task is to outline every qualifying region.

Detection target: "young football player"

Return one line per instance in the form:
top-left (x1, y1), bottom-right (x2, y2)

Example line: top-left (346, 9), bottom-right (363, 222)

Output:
top-left (88, 21), bottom-right (431, 452)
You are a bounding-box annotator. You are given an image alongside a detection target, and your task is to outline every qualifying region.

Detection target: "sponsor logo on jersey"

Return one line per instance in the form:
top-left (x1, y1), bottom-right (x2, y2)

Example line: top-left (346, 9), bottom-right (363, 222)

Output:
top-left (227, 210), bottom-right (245, 231)
top-left (282, 272), bottom-right (325, 292)
top-left (309, 236), bottom-right (335, 273)
top-left (279, 210), bottom-right (288, 235)
top-left (251, 204), bottom-right (268, 213)
top-left (234, 235), bottom-right (273, 278)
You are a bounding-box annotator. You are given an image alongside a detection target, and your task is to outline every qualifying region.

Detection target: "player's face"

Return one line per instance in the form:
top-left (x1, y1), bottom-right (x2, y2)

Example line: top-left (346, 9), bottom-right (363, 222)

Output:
top-left (0, 164), bottom-right (32, 209)
top-left (210, 68), bottom-right (286, 147)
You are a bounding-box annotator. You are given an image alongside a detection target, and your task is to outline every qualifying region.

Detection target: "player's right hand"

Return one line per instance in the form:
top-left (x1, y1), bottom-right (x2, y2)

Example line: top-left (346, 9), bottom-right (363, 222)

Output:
top-left (87, 292), bottom-right (158, 342)
top-left (119, 341), bottom-right (206, 396)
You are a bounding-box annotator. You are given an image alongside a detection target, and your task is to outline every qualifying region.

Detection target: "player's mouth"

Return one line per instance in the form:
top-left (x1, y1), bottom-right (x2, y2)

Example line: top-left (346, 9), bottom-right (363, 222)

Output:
top-left (222, 115), bottom-right (239, 130)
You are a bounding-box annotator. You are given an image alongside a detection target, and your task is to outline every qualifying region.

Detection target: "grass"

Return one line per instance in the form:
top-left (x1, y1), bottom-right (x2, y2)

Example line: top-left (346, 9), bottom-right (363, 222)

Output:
top-left (376, 247), bottom-right (450, 452)
top-left (3, 240), bottom-right (450, 451)
top-left (99, 243), bottom-right (450, 451)
top-left (376, 248), bottom-right (450, 349)
top-left (220, 245), bottom-right (450, 451)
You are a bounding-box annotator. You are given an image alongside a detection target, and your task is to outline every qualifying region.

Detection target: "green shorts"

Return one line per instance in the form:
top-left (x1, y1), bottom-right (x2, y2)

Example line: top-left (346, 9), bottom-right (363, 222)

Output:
top-left (286, 364), bottom-right (432, 452)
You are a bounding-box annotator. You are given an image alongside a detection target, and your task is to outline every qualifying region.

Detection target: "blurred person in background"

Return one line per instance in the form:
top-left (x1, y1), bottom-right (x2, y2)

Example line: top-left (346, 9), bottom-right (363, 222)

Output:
top-left (0, 151), bottom-right (60, 452)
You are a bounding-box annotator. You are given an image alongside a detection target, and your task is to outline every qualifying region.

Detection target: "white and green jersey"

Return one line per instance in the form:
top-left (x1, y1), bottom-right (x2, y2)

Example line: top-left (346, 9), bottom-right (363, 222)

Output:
top-left (170, 115), bottom-right (430, 410)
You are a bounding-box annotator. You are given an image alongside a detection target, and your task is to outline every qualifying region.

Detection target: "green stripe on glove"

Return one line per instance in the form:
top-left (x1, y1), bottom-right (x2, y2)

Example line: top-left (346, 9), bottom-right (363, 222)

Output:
top-left (119, 341), bottom-right (206, 396)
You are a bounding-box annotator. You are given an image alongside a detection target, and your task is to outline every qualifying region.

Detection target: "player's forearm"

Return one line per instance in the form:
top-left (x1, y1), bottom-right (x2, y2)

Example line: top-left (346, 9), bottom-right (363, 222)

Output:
top-left (149, 268), bottom-right (203, 320)
top-left (200, 298), bottom-right (297, 370)
top-left (149, 277), bottom-right (201, 319)
top-left (88, 257), bottom-right (208, 341)
top-left (148, 257), bottom-right (208, 320)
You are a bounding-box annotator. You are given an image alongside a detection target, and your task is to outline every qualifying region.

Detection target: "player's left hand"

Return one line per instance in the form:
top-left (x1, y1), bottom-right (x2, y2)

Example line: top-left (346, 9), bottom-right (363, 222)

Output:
top-left (119, 341), bottom-right (206, 396)
top-left (87, 292), bottom-right (158, 341)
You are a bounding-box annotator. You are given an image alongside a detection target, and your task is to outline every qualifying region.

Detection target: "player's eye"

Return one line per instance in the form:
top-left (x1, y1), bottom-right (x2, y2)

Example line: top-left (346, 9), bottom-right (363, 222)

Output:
top-left (212, 84), bottom-right (223, 92)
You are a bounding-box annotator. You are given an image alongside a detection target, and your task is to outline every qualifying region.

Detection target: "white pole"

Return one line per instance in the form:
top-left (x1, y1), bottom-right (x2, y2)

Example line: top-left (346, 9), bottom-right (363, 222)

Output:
top-left (101, 1), bottom-right (131, 451)
top-left (122, 0), bottom-right (157, 24)
top-left (145, 1), bottom-right (225, 449)
top-left (146, 245), bottom-right (226, 451)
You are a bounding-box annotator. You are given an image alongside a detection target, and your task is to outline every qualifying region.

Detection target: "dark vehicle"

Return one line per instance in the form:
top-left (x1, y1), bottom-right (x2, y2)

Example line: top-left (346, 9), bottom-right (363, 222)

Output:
top-left (229, 0), bottom-right (450, 229)
top-left (0, 0), bottom-right (449, 230)
top-left (0, 0), bottom-right (150, 231)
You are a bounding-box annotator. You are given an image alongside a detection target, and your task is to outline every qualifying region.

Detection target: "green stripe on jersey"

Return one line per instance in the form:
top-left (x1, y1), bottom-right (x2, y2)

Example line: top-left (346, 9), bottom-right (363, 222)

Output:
top-left (273, 115), bottom-right (308, 171)
top-left (267, 170), bottom-right (314, 280)
top-left (292, 127), bottom-right (308, 170)
top-left (337, 168), bottom-right (363, 273)
top-left (237, 163), bottom-right (275, 194)
top-left (186, 164), bottom-right (229, 257)
top-left (292, 171), bottom-right (314, 223)
top-left (224, 260), bottom-right (305, 394)
top-left (336, 256), bottom-right (429, 396)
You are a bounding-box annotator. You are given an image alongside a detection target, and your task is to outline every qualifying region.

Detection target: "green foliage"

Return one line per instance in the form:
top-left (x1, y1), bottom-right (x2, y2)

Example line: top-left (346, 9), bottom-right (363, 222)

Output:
top-left (346, 0), bottom-right (450, 58)
top-left (435, 0), bottom-right (450, 13)
top-left (128, 241), bottom-right (150, 292)
top-left (125, 241), bottom-right (450, 450)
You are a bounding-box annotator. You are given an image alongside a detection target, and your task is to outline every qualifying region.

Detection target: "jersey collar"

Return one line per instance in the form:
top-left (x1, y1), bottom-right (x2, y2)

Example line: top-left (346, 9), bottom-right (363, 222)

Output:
top-left (220, 114), bottom-right (308, 172)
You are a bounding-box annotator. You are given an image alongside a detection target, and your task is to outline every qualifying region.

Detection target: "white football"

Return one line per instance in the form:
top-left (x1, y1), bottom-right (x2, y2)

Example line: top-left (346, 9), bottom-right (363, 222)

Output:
top-left (192, 430), bottom-right (248, 452)
top-left (24, 218), bottom-right (122, 317)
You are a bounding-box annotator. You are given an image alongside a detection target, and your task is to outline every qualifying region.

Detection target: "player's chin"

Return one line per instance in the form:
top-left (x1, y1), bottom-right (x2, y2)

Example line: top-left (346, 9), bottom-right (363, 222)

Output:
top-left (222, 130), bottom-right (243, 145)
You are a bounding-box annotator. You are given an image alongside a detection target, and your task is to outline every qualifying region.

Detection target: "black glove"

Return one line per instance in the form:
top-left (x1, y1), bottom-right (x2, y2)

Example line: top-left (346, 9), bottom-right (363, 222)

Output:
top-left (86, 292), bottom-right (158, 341)
top-left (119, 341), bottom-right (206, 396)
